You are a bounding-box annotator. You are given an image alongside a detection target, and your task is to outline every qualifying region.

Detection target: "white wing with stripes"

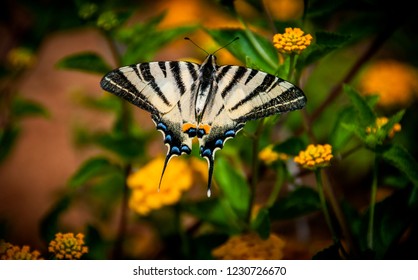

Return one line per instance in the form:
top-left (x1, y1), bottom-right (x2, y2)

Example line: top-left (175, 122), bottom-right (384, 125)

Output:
top-left (100, 54), bottom-right (307, 196)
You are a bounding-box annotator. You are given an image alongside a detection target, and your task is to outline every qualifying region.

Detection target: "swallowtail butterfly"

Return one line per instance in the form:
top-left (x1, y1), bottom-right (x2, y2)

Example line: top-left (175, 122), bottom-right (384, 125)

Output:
top-left (100, 41), bottom-right (306, 196)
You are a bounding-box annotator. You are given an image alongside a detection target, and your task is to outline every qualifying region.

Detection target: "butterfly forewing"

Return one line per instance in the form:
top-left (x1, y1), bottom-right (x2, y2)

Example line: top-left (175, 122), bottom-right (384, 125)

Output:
top-left (100, 61), bottom-right (200, 114)
top-left (215, 65), bottom-right (306, 122)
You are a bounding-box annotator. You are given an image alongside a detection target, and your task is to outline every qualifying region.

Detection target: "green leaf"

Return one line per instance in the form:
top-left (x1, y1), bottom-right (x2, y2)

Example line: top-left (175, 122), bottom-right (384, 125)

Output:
top-left (56, 52), bottom-right (112, 74)
top-left (184, 200), bottom-right (242, 234)
top-left (116, 13), bottom-right (197, 64)
top-left (315, 31), bottom-right (351, 47)
top-left (296, 31), bottom-right (351, 70)
top-left (377, 144), bottom-right (418, 187)
top-left (344, 85), bottom-right (376, 127)
top-left (68, 157), bottom-right (120, 188)
top-left (75, 94), bottom-right (122, 112)
top-left (358, 187), bottom-right (414, 258)
top-left (329, 107), bottom-right (356, 151)
top-left (251, 207), bottom-right (270, 239)
top-left (92, 133), bottom-right (145, 160)
top-left (273, 137), bottom-right (306, 156)
top-left (206, 28), bottom-right (278, 74)
top-left (269, 186), bottom-right (321, 220)
top-left (343, 84), bottom-right (376, 128)
top-left (214, 157), bottom-right (251, 221)
top-left (0, 125), bottom-right (20, 163)
top-left (40, 194), bottom-right (72, 242)
top-left (12, 97), bottom-right (49, 119)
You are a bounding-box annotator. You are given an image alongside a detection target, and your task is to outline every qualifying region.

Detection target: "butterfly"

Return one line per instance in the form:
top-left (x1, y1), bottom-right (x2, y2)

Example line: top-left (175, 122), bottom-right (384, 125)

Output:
top-left (100, 43), bottom-right (306, 196)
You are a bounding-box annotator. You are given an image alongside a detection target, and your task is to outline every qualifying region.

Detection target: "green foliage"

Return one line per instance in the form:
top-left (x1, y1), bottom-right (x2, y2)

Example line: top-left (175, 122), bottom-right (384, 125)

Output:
top-left (215, 157), bottom-right (251, 222)
top-left (206, 28), bottom-right (278, 74)
top-left (56, 52), bottom-right (112, 74)
top-left (0, 125), bottom-right (20, 163)
top-left (378, 144), bottom-right (418, 188)
top-left (116, 13), bottom-right (198, 64)
top-left (68, 157), bottom-right (121, 189)
top-left (273, 137), bottom-right (306, 156)
top-left (296, 31), bottom-right (351, 70)
top-left (269, 187), bottom-right (321, 220)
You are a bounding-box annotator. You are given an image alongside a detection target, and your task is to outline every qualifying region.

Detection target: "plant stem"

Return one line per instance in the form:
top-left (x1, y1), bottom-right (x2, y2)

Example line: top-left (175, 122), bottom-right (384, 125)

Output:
top-left (367, 155), bottom-right (378, 250)
top-left (287, 53), bottom-right (296, 81)
top-left (266, 163), bottom-right (285, 207)
top-left (315, 169), bottom-right (338, 243)
top-left (247, 119), bottom-right (265, 223)
top-left (111, 163), bottom-right (131, 259)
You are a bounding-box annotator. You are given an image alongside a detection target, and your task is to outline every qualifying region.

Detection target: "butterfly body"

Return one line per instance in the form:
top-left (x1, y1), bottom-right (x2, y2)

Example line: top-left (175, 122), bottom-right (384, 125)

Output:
top-left (100, 53), bottom-right (306, 196)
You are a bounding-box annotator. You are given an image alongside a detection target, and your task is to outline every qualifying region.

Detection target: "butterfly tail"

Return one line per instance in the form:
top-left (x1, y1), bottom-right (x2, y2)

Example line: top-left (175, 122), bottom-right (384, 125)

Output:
top-left (158, 154), bottom-right (173, 191)
top-left (206, 156), bottom-right (215, 197)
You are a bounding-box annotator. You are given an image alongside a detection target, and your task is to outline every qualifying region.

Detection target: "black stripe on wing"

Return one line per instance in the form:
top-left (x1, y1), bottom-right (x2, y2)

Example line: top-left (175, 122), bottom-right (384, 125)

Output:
top-left (100, 69), bottom-right (157, 114)
top-left (228, 74), bottom-right (277, 111)
top-left (138, 64), bottom-right (172, 106)
top-left (235, 86), bottom-right (306, 123)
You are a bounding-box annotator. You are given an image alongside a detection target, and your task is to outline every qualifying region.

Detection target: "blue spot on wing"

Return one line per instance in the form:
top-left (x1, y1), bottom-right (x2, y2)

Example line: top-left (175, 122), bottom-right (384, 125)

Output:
top-left (200, 124), bottom-right (244, 195)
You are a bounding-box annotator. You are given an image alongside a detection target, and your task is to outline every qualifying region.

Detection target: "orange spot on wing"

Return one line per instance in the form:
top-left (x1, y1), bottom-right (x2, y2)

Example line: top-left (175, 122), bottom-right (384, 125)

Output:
top-left (182, 123), bottom-right (196, 132)
top-left (198, 124), bottom-right (211, 134)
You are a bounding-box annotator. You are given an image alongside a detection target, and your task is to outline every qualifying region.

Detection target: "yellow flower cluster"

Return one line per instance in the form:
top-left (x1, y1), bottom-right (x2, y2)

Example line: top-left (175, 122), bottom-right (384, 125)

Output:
top-left (366, 117), bottom-right (401, 138)
top-left (128, 157), bottom-right (207, 215)
top-left (258, 145), bottom-right (289, 165)
top-left (360, 60), bottom-right (418, 108)
top-left (0, 240), bottom-right (43, 260)
top-left (294, 144), bottom-right (333, 169)
top-left (7, 47), bottom-right (36, 70)
top-left (212, 233), bottom-right (285, 260)
top-left (48, 233), bottom-right (88, 260)
top-left (273, 27), bottom-right (313, 54)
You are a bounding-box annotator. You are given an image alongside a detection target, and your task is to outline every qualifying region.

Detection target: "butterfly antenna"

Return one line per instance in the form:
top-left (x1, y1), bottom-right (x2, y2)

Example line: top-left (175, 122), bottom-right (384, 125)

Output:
top-left (184, 37), bottom-right (209, 55)
top-left (212, 37), bottom-right (240, 55)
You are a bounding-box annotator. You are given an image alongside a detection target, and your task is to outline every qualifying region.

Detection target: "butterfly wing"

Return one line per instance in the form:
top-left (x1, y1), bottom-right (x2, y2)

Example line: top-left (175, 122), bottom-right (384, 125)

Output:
top-left (198, 65), bottom-right (306, 195)
top-left (100, 61), bottom-right (201, 187)
top-left (217, 65), bottom-right (307, 122)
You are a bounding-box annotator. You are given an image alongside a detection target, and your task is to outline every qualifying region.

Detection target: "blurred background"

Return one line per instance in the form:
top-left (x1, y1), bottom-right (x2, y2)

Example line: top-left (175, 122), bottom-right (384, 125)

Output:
top-left (1, 0), bottom-right (418, 260)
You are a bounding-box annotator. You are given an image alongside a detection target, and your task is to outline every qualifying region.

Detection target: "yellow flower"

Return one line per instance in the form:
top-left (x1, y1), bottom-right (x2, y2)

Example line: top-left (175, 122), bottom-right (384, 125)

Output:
top-left (128, 157), bottom-right (206, 215)
top-left (360, 60), bottom-right (418, 109)
top-left (294, 144), bottom-right (333, 169)
top-left (273, 27), bottom-right (313, 55)
top-left (7, 47), bottom-right (36, 70)
top-left (0, 240), bottom-right (43, 260)
top-left (48, 233), bottom-right (88, 260)
top-left (212, 233), bottom-right (286, 260)
top-left (366, 117), bottom-right (401, 138)
top-left (258, 145), bottom-right (289, 165)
